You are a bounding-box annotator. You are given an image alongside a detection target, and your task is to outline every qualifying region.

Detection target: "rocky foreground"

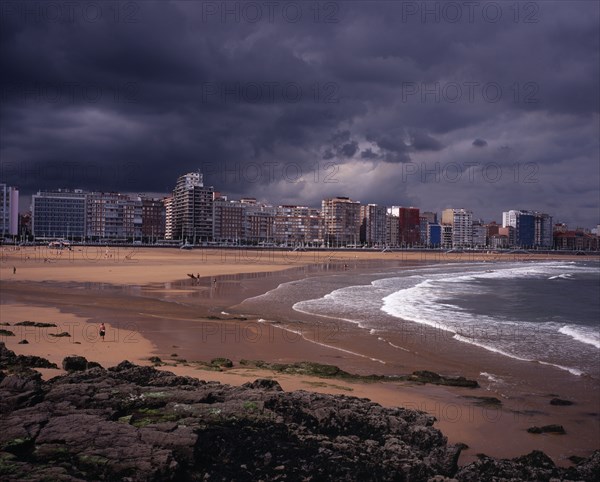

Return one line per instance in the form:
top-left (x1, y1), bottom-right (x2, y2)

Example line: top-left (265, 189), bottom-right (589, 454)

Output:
top-left (0, 343), bottom-right (598, 481)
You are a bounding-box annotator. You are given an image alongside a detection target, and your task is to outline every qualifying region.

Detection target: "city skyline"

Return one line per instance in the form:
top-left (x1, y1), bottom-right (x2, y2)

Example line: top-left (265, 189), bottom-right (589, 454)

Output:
top-left (1, 1), bottom-right (598, 228)
top-left (0, 181), bottom-right (580, 230)
top-left (4, 176), bottom-right (595, 232)
top-left (7, 173), bottom-right (591, 250)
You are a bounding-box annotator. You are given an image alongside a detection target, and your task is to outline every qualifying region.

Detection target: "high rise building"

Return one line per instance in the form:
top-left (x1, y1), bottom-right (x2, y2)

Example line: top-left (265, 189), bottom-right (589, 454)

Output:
top-left (427, 223), bottom-right (442, 247)
top-left (485, 221), bottom-right (500, 245)
top-left (274, 205), bottom-right (324, 246)
top-left (140, 196), bottom-right (166, 242)
top-left (244, 202), bottom-right (275, 244)
top-left (86, 193), bottom-right (142, 240)
top-left (163, 196), bottom-right (174, 240)
top-left (472, 220), bottom-right (487, 247)
top-left (420, 211), bottom-right (437, 246)
top-left (388, 206), bottom-right (421, 246)
top-left (502, 209), bottom-right (540, 248)
top-left (386, 213), bottom-right (399, 247)
top-left (32, 189), bottom-right (87, 240)
top-left (441, 208), bottom-right (473, 247)
top-left (534, 212), bottom-right (553, 248)
top-left (213, 197), bottom-right (245, 243)
top-left (498, 226), bottom-right (515, 246)
top-left (171, 171), bottom-right (214, 243)
top-left (441, 224), bottom-right (453, 248)
top-left (360, 204), bottom-right (387, 246)
top-left (0, 183), bottom-right (19, 237)
top-left (322, 197), bottom-right (361, 246)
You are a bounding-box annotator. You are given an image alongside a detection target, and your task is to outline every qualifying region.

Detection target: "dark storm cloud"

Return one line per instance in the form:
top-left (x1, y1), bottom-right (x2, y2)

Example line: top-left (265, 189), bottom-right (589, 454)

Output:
top-left (472, 138), bottom-right (488, 148)
top-left (360, 148), bottom-right (380, 160)
top-left (339, 141), bottom-right (358, 158)
top-left (0, 0), bottom-right (598, 227)
top-left (408, 130), bottom-right (443, 151)
top-left (322, 149), bottom-right (335, 160)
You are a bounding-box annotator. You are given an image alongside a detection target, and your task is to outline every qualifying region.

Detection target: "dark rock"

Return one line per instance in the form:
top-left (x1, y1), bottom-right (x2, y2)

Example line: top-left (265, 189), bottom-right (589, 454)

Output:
top-left (49, 331), bottom-right (71, 337)
top-left (108, 362), bottom-right (202, 388)
top-left (412, 370), bottom-right (441, 380)
top-left (461, 396), bottom-right (502, 406)
top-left (210, 357), bottom-right (233, 368)
top-left (408, 371), bottom-right (479, 388)
top-left (149, 356), bottom-right (163, 364)
top-left (14, 321), bottom-right (57, 328)
top-left (0, 329), bottom-right (15, 337)
top-left (569, 455), bottom-right (586, 464)
top-left (239, 361), bottom-right (480, 388)
top-left (17, 340), bottom-right (28, 345)
top-left (0, 342), bottom-right (58, 370)
top-left (457, 450), bottom-right (561, 481)
top-left (0, 355), bottom-right (599, 481)
top-left (243, 378), bottom-right (283, 391)
top-left (62, 356), bottom-right (89, 371)
top-left (110, 360), bottom-right (136, 371)
top-left (565, 450), bottom-right (600, 481)
top-left (527, 424), bottom-right (566, 434)
top-left (550, 398), bottom-right (574, 406)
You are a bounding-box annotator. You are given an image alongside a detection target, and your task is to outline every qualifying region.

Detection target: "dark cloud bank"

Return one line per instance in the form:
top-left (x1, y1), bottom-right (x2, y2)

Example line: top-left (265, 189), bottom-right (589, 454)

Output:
top-left (1, 0), bottom-right (598, 227)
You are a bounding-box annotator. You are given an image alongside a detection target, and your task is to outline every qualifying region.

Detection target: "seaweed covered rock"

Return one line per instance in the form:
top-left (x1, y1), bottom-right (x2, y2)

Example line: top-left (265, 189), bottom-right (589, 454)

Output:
top-left (0, 358), bottom-right (462, 481)
top-left (0, 346), bottom-right (598, 481)
top-left (0, 342), bottom-right (58, 370)
top-left (62, 356), bottom-right (89, 372)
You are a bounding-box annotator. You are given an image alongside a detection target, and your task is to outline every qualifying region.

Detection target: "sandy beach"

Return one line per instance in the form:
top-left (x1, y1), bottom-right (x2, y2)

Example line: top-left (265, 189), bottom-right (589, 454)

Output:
top-left (1, 246), bottom-right (598, 467)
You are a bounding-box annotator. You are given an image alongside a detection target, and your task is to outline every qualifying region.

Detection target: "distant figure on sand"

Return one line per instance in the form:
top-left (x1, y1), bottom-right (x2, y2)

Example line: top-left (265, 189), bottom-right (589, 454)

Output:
top-left (13, 266), bottom-right (16, 274)
top-left (99, 323), bottom-right (106, 342)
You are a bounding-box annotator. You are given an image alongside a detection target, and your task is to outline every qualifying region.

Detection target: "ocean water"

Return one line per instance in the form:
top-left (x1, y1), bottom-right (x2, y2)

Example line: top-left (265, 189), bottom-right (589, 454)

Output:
top-left (258, 260), bottom-right (600, 377)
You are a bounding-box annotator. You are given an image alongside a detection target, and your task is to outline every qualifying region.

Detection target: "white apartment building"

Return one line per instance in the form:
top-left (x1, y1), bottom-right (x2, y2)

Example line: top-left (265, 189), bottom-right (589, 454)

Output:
top-left (322, 197), bottom-right (361, 246)
top-left (0, 183), bottom-right (19, 237)
top-left (442, 208), bottom-right (473, 247)
top-left (32, 189), bottom-right (87, 239)
top-left (360, 204), bottom-right (387, 246)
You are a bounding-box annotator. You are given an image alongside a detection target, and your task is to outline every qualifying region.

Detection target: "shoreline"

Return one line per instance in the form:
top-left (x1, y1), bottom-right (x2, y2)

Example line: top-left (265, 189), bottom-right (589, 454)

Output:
top-left (1, 248), bottom-right (598, 466)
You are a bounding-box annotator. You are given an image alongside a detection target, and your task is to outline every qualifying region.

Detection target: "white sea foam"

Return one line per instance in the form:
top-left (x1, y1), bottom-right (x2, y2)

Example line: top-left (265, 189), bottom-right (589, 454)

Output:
top-left (454, 335), bottom-right (583, 376)
top-left (376, 336), bottom-right (410, 352)
top-left (293, 303), bottom-right (366, 328)
top-left (282, 261), bottom-right (598, 376)
top-left (538, 361), bottom-right (584, 377)
top-left (379, 262), bottom-right (598, 373)
top-left (386, 340), bottom-right (410, 352)
top-left (278, 324), bottom-right (386, 364)
top-left (559, 325), bottom-right (600, 349)
top-left (480, 372), bottom-right (503, 383)
top-left (452, 334), bottom-right (532, 362)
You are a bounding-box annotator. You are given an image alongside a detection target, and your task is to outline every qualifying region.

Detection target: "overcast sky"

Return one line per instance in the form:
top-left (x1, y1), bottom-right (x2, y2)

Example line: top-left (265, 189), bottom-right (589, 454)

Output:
top-left (1, 1), bottom-right (598, 227)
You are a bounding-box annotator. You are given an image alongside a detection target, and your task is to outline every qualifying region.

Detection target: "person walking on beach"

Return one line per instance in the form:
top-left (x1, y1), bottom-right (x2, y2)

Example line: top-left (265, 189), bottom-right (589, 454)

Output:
top-left (13, 266), bottom-right (16, 274)
top-left (99, 323), bottom-right (106, 342)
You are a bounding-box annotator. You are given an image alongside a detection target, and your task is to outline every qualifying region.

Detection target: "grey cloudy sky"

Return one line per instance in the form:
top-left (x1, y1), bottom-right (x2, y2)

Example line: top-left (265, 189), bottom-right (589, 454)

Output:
top-left (1, 0), bottom-right (598, 227)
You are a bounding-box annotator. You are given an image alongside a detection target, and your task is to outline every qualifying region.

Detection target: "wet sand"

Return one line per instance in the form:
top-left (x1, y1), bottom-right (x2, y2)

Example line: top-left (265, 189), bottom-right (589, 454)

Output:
top-left (1, 246), bottom-right (598, 466)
